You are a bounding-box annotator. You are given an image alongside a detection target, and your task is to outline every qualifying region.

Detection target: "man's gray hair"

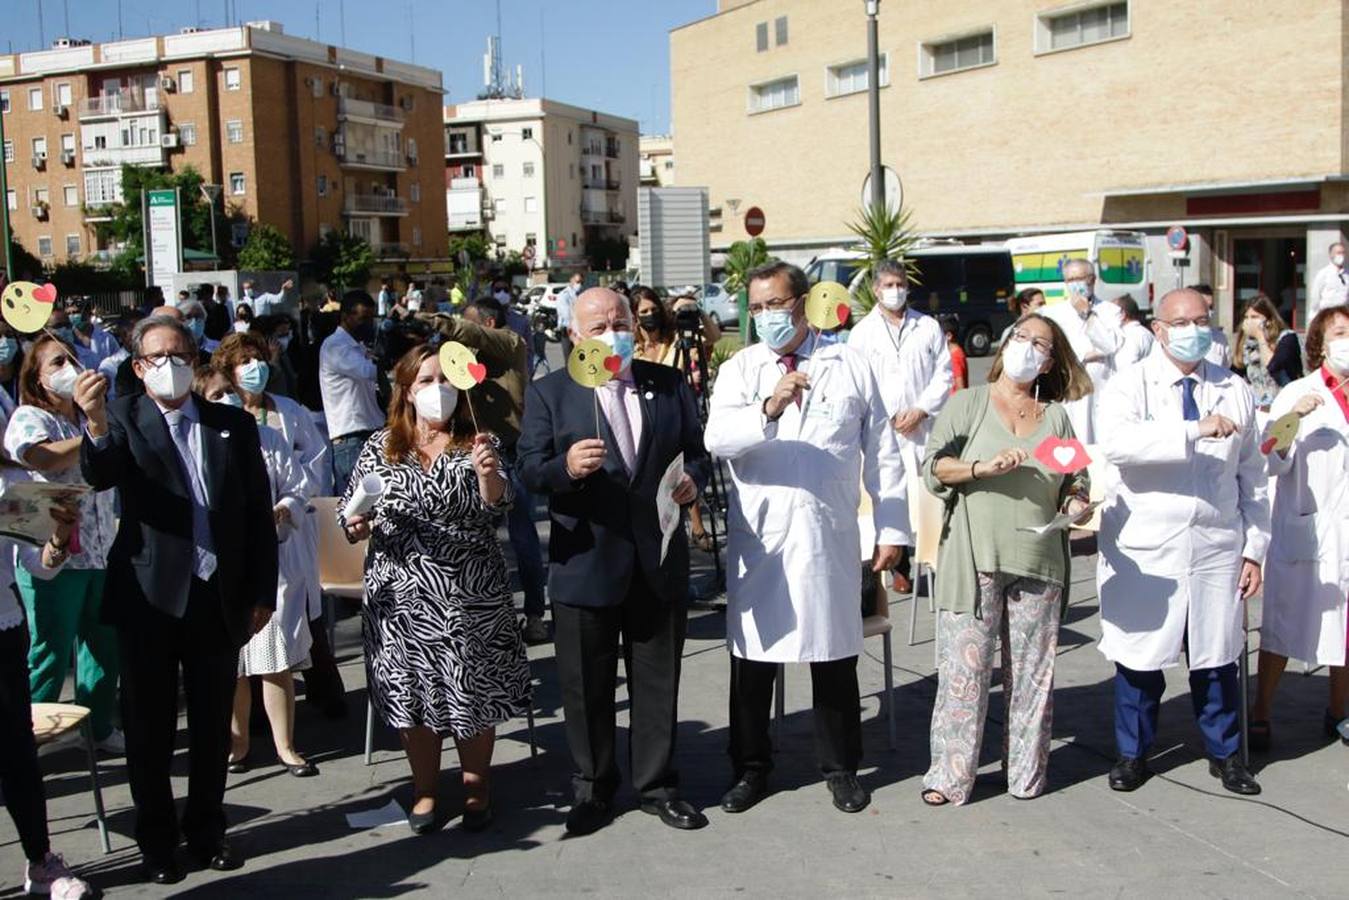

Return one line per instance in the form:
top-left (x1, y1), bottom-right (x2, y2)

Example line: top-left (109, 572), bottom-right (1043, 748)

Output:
top-left (1062, 258), bottom-right (1094, 279)
top-left (178, 299), bottom-right (205, 318)
top-left (746, 260), bottom-right (809, 299)
top-left (131, 314), bottom-right (197, 358)
top-left (873, 259), bottom-right (908, 282)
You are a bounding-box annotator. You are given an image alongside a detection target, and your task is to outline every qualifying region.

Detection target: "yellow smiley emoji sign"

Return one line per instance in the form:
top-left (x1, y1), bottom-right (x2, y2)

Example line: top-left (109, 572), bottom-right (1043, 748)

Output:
top-left (438, 340), bottom-right (487, 391)
top-left (1260, 411), bottom-right (1300, 456)
top-left (805, 281), bottom-right (851, 331)
top-left (1, 281), bottom-right (58, 334)
top-left (567, 338), bottom-right (620, 388)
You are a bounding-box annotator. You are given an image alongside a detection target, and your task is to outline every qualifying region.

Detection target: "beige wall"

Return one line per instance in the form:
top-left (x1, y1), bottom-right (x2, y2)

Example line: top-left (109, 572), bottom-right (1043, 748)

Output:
top-left (672, 0), bottom-right (1348, 245)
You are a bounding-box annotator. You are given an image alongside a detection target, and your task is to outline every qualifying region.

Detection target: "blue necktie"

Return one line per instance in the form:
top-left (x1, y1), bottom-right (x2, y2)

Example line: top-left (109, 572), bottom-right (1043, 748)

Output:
top-left (165, 410), bottom-right (218, 581)
top-left (1180, 377), bottom-right (1199, 422)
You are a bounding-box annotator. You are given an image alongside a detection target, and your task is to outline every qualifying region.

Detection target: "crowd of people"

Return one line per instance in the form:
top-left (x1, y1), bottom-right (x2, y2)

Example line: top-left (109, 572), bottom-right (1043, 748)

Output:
top-left (0, 247), bottom-right (1347, 894)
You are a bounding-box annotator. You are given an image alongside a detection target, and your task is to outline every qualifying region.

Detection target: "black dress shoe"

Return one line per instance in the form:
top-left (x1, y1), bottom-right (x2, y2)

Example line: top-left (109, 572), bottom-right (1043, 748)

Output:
top-left (142, 859), bottom-right (183, 885)
top-left (826, 773), bottom-right (869, 813)
top-left (1210, 754), bottom-right (1261, 795)
top-left (1108, 756), bottom-right (1149, 792)
top-left (639, 798), bottom-right (709, 830)
top-left (461, 805), bottom-right (494, 833)
top-left (564, 799), bottom-right (612, 836)
top-left (226, 754), bottom-right (250, 774)
top-left (407, 808), bottom-right (441, 835)
top-left (1325, 709), bottom-right (1348, 743)
top-left (720, 772), bottom-right (769, 813)
top-left (285, 761), bottom-right (319, 778)
top-left (189, 841), bottom-right (243, 871)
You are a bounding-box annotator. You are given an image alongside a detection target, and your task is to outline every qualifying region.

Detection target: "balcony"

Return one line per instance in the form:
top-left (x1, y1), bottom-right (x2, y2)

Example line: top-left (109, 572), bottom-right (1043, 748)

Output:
top-left (371, 242), bottom-right (410, 258)
top-left (82, 144), bottom-right (165, 168)
top-left (604, 141), bottom-right (620, 159)
top-left (78, 93), bottom-right (161, 119)
top-left (343, 193), bottom-right (408, 216)
top-left (337, 97), bottom-right (405, 125)
top-left (581, 209), bottom-right (607, 225)
top-left (335, 146), bottom-right (406, 171)
top-left (606, 177), bottom-right (621, 190)
top-left (608, 210), bottom-right (626, 224)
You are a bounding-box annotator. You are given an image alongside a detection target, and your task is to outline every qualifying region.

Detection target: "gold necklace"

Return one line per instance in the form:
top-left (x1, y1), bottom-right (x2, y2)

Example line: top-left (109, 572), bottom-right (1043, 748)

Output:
top-left (997, 382), bottom-right (1042, 420)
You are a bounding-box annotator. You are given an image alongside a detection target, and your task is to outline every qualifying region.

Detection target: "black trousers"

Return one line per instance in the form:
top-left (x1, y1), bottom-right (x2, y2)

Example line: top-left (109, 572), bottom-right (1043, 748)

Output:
top-left (0, 623), bottom-right (50, 863)
top-left (729, 655), bottom-right (862, 778)
top-left (118, 578), bottom-right (239, 862)
top-left (552, 588), bottom-right (687, 803)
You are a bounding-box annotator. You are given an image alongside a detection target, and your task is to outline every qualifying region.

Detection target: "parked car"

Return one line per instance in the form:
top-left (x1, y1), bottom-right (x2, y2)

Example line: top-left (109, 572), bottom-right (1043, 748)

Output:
top-left (697, 282), bottom-right (738, 327)
top-left (523, 283), bottom-right (570, 340)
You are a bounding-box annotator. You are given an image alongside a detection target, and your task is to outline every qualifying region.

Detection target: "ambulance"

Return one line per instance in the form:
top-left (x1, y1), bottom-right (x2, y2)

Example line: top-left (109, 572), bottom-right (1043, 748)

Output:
top-left (1003, 230), bottom-right (1152, 310)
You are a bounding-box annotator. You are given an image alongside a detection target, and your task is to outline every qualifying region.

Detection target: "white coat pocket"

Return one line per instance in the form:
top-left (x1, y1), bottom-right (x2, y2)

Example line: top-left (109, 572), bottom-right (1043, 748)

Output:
top-left (1271, 512), bottom-right (1320, 563)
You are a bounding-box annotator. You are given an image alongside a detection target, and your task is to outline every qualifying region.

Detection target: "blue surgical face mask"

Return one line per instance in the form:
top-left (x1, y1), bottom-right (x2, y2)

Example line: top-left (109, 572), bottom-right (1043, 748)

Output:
top-left (597, 329), bottom-right (634, 372)
top-left (186, 317), bottom-right (206, 340)
top-left (754, 309), bottom-right (800, 351)
top-left (236, 359), bottom-right (270, 394)
top-left (1065, 280), bottom-right (1091, 300)
top-left (0, 338), bottom-right (18, 366)
top-left (275, 335), bottom-right (291, 352)
top-left (218, 391), bottom-right (243, 408)
top-left (52, 326), bottom-right (74, 344)
top-left (1165, 323), bottom-right (1213, 364)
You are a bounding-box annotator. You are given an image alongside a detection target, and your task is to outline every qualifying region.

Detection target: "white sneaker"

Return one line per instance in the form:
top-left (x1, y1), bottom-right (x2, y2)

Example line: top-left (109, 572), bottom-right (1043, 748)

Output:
top-left (95, 728), bottom-right (126, 755)
top-left (24, 852), bottom-right (91, 898)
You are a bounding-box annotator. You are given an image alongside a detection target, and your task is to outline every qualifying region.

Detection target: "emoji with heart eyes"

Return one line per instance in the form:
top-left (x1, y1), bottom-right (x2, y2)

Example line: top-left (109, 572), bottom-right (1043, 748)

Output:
top-left (567, 338), bottom-right (619, 388)
top-left (1, 281), bottom-right (58, 334)
top-left (805, 281), bottom-right (851, 331)
top-left (438, 340), bottom-right (488, 391)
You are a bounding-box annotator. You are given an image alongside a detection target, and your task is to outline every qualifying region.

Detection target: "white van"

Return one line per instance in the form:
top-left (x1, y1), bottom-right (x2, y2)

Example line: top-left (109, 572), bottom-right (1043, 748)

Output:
top-left (1003, 230), bottom-right (1152, 310)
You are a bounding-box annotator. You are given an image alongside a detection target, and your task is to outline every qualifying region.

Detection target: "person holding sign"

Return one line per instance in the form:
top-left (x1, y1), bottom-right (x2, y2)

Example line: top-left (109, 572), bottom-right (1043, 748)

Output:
top-left (1095, 288), bottom-right (1270, 796)
top-left (704, 261), bottom-right (908, 816)
top-left (517, 288), bottom-right (709, 836)
top-left (1249, 306), bottom-right (1349, 747)
top-left (919, 314), bottom-right (1092, 806)
top-left (337, 344), bottom-right (529, 835)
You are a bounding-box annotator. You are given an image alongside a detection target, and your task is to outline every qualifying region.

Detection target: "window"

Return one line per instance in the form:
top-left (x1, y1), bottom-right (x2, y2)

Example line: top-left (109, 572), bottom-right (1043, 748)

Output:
top-left (2, 141), bottom-right (12, 163)
top-left (314, 126), bottom-right (326, 147)
top-left (523, 162), bottom-right (535, 177)
top-left (32, 137), bottom-right (47, 158)
top-left (0, 91), bottom-right (8, 114)
top-left (178, 69), bottom-right (194, 93)
top-left (495, 198), bottom-right (507, 213)
top-left (179, 122), bottom-right (197, 145)
top-left (490, 131), bottom-right (502, 142)
top-left (1037, 1), bottom-right (1129, 53)
top-left (492, 163), bottom-right (504, 178)
top-left (522, 127), bottom-right (533, 140)
top-left (755, 22), bottom-right (768, 52)
top-left (63, 185), bottom-right (78, 206)
top-left (65, 235), bottom-right (80, 257)
top-left (448, 131), bottom-right (468, 153)
top-left (5, 190), bottom-right (15, 210)
top-left (226, 120), bottom-right (243, 143)
top-left (463, 163), bottom-right (476, 177)
top-left (412, 226), bottom-right (422, 246)
top-left (34, 188), bottom-right (49, 205)
top-left (524, 196), bottom-right (538, 213)
top-left (775, 16), bottom-right (788, 46)
top-left (231, 223), bottom-right (248, 248)
top-left (93, 135), bottom-right (107, 149)
top-left (410, 183), bottom-right (421, 202)
top-left (60, 133), bottom-right (75, 153)
top-left (84, 169), bottom-right (121, 205)
top-left (826, 54), bottom-right (890, 97)
top-left (229, 172), bottom-right (245, 194)
top-left (922, 30), bottom-right (995, 77)
top-left (225, 68), bottom-right (241, 90)
top-left (55, 83), bottom-right (72, 106)
top-left (28, 88), bottom-right (43, 111)
top-left (317, 174), bottom-right (328, 196)
top-left (664, 160), bottom-right (674, 170)
top-left (407, 138), bottom-right (418, 160)
top-left (748, 76), bottom-right (800, 114)
top-left (37, 237), bottom-right (53, 258)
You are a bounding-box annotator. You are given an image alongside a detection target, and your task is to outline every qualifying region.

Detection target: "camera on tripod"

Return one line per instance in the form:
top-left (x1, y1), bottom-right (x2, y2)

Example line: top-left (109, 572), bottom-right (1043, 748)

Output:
top-left (673, 303), bottom-right (704, 335)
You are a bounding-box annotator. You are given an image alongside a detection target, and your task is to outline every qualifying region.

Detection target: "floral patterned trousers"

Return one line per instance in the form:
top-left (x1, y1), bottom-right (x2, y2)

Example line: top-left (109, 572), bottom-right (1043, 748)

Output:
top-left (923, 572), bottom-right (1062, 804)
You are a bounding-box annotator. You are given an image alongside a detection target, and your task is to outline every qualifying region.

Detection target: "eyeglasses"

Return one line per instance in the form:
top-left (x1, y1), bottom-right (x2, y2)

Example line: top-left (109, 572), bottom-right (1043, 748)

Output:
top-left (1010, 330), bottom-right (1053, 355)
top-left (1161, 316), bottom-right (1211, 329)
top-left (747, 295), bottom-right (800, 316)
top-left (137, 352), bottom-right (195, 367)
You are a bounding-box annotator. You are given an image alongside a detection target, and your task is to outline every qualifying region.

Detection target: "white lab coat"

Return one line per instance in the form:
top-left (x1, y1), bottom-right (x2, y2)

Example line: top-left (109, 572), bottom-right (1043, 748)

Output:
top-left (1096, 349), bottom-right (1271, 671)
top-left (1204, 328), bottom-right (1232, 369)
top-left (258, 425), bottom-right (317, 662)
top-left (1115, 321), bottom-right (1155, 374)
top-left (1309, 263), bottom-right (1349, 321)
top-left (705, 335), bottom-right (909, 663)
top-left (268, 393), bottom-right (331, 620)
top-left (845, 306), bottom-right (952, 469)
top-left (1261, 371), bottom-right (1349, 666)
top-left (1039, 298), bottom-right (1124, 443)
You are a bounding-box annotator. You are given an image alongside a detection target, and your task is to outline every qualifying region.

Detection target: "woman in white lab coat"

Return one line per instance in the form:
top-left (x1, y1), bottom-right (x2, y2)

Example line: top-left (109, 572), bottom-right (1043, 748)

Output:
top-left (1250, 307), bottom-right (1349, 747)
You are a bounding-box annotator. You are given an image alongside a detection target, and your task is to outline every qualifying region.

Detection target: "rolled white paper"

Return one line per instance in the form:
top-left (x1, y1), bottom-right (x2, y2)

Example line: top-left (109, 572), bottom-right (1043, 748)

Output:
top-left (342, 473), bottom-right (385, 520)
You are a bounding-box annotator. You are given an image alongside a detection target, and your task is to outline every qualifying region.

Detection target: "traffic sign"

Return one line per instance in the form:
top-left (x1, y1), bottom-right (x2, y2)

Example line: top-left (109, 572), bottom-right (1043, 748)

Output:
top-left (744, 206), bottom-right (766, 237)
top-left (1166, 225), bottom-right (1189, 252)
top-left (861, 167), bottom-right (903, 214)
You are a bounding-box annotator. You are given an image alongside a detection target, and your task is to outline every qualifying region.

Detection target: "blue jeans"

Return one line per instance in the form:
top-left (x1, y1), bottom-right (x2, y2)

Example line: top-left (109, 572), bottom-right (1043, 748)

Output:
top-left (331, 432), bottom-right (373, 498)
top-left (504, 451), bottom-right (547, 618)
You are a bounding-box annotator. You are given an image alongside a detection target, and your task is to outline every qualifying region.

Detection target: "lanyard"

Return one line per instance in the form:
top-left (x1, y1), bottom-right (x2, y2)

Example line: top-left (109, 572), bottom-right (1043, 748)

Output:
top-left (883, 313), bottom-right (911, 357)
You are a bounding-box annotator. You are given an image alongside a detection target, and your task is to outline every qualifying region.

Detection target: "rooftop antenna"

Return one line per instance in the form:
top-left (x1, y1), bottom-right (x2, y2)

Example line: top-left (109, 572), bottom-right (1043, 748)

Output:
top-left (479, 1), bottom-right (523, 101)
top-left (539, 8), bottom-right (546, 97)
top-left (36, 0), bottom-right (45, 49)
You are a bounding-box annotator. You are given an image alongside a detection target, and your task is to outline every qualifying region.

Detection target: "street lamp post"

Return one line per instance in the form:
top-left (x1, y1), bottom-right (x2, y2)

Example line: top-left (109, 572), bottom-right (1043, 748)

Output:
top-left (865, 0), bottom-right (884, 212)
top-left (0, 104), bottom-right (13, 280)
top-left (200, 184), bottom-right (221, 266)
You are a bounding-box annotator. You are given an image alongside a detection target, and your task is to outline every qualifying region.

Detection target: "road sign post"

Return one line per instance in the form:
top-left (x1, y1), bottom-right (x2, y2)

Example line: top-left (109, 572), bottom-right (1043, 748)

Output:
top-left (744, 207), bottom-right (765, 237)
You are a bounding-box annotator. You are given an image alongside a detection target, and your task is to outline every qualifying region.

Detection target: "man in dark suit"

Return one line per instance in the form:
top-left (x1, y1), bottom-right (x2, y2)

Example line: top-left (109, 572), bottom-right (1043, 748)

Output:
top-left (518, 288), bottom-right (710, 835)
top-left (79, 314), bottom-right (277, 885)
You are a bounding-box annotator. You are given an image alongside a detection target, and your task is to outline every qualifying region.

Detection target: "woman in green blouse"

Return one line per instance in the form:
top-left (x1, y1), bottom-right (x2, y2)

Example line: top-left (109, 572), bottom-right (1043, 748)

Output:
top-left (920, 313), bottom-right (1093, 806)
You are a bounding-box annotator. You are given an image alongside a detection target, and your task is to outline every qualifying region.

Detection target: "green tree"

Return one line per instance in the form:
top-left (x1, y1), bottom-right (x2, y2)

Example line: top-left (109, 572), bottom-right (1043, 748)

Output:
top-left (448, 233), bottom-right (491, 264)
top-left (236, 222), bottom-right (295, 270)
top-left (721, 237), bottom-right (771, 295)
top-left (48, 260), bottom-right (136, 295)
top-left (845, 202), bottom-right (921, 313)
top-left (90, 164), bottom-right (237, 274)
top-left (310, 230), bottom-right (375, 291)
top-left (5, 238), bottom-right (46, 281)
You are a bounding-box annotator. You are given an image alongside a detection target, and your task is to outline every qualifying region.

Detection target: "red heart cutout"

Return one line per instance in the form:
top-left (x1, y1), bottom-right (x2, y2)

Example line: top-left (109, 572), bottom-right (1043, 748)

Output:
top-left (835, 303), bottom-right (850, 325)
top-left (1033, 436), bottom-right (1091, 474)
top-left (602, 354), bottom-right (621, 374)
top-left (466, 362), bottom-right (487, 384)
top-left (32, 283), bottom-right (57, 304)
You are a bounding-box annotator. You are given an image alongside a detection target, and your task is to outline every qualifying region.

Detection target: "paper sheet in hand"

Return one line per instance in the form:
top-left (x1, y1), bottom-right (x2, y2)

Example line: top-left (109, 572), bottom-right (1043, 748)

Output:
top-left (0, 481), bottom-right (90, 547)
top-left (342, 474), bottom-right (385, 520)
top-left (657, 452), bottom-right (684, 565)
top-left (1017, 501), bottom-right (1101, 535)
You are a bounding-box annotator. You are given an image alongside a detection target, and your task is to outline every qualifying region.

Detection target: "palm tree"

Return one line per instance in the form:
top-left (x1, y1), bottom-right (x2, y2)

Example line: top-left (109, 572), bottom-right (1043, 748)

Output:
top-left (846, 202), bottom-right (921, 313)
top-left (721, 237), bottom-right (770, 295)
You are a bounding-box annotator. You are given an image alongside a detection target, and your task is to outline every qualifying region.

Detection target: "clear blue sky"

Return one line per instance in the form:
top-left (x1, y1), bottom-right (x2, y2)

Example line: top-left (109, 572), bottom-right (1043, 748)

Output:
top-left (5, 0), bottom-right (715, 133)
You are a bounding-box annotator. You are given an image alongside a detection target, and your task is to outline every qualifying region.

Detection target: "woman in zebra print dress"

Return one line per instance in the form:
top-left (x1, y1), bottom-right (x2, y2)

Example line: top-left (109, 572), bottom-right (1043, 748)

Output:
top-left (339, 345), bottom-right (530, 833)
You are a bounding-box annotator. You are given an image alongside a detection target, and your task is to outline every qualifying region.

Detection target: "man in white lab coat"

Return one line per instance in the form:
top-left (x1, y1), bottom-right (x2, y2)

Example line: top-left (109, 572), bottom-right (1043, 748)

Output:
top-left (1039, 258), bottom-right (1124, 442)
top-left (1096, 288), bottom-right (1270, 796)
top-left (845, 258), bottom-right (952, 591)
top-left (1307, 241), bottom-right (1348, 322)
top-left (705, 261), bottom-right (908, 816)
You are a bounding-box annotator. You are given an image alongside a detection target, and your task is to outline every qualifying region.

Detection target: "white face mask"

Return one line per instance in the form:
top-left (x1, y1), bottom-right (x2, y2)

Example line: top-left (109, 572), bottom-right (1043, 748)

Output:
top-left (44, 362), bottom-right (79, 399)
top-left (142, 357), bottom-right (194, 401)
top-left (878, 286), bottom-right (907, 311)
top-left (1001, 337), bottom-right (1048, 384)
top-left (233, 321), bottom-right (250, 334)
top-left (413, 382), bottom-right (459, 423)
top-left (1326, 337), bottom-right (1349, 375)
top-left (1334, 254), bottom-right (1346, 268)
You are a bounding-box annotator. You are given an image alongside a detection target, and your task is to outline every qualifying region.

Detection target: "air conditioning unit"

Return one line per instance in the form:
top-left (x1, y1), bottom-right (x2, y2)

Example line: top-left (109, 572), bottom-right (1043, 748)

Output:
top-left (160, 76), bottom-right (176, 92)
top-left (30, 205), bottom-right (47, 220)
top-left (179, 26), bottom-right (202, 34)
top-left (407, 152), bottom-right (418, 165)
top-left (399, 96), bottom-right (414, 111)
top-left (51, 103), bottom-right (68, 118)
top-left (160, 132), bottom-right (179, 148)
top-left (30, 155), bottom-right (45, 170)
top-left (60, 149), bottom-right (75, 165)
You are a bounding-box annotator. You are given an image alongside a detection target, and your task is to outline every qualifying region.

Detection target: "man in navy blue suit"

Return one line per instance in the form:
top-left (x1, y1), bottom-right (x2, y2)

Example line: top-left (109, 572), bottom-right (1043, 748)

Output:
top-left (518, 288), bottom-right (710, 835)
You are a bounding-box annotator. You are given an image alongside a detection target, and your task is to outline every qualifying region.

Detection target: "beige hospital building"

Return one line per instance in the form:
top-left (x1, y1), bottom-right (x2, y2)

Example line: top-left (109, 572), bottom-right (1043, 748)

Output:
top-left (672, 0), bottom-right (1349, 328)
